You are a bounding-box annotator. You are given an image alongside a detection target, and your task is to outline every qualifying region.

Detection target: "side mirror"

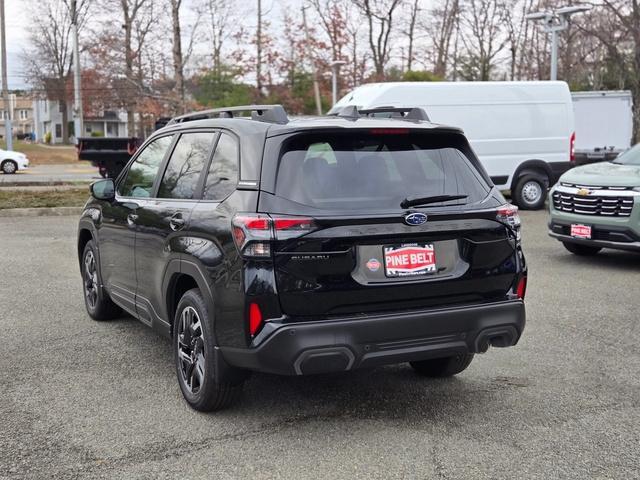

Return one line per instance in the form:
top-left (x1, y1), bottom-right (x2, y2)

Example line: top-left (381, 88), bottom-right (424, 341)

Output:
top-left (90, 179), bottom-right (115, 201)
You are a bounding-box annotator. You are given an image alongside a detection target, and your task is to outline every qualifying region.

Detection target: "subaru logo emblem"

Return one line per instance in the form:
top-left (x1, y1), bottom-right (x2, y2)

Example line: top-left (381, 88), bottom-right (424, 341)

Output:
top-left (404, 212), bottom-right (427, 226)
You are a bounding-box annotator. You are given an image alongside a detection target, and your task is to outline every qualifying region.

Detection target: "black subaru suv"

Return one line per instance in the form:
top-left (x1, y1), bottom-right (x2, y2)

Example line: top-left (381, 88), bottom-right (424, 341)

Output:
top-left (78, 105), bottom-right (527, 411)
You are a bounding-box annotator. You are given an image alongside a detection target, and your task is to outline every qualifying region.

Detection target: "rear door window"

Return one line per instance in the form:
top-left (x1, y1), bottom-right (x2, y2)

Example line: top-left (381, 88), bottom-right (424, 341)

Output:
top-left (158, 132), bottom-right (216, 199)
top-left (274, 131), bottom-right (490, 211)
top-left (202, 132), bottom-right (239, 201)
top-left (119, 135), bottom-right (173, 198)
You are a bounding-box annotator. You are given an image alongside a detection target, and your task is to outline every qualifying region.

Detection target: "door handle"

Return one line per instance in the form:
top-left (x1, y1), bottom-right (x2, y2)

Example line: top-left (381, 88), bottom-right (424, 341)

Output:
top-left (127, 213), bottom-right (138, 226)
top-left (170, 213), bottom-right (186, 231)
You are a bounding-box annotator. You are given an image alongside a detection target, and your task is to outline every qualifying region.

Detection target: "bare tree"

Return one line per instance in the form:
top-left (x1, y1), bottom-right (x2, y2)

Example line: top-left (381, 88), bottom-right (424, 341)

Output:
top-left (403, 0), bottom-right (421, 72)
top-left (580, 0), bottom-right (640, 141)
top-left (170, 0), bottom-right (185, 112)
top-left (458, 0), bottom-right (509, 80)
top-left (353, 0), bottom-right (403, 78)
top-left (309, 0), bottom-right (349, 62)
top-left (504, 0), bottom-right (535, 80)
top-left (256, 0), bottom-right (263, 95)
top-left (25, 0), bottom-right (91, 143)
top-left (425, 0), bottom-right (460, 78)
top-left (203, 0), bottom-right (234, 79)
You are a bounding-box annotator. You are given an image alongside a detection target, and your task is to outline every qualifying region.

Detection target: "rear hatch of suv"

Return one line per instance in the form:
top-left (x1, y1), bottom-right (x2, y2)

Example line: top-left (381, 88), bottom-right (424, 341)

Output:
top-left (254, 128), bottom-right (522, 318)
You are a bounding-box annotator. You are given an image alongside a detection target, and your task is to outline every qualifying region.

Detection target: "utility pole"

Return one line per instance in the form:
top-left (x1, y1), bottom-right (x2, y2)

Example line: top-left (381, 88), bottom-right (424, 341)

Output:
top-left (301, 6), bottom-right (322, 115)
top-left (0, 0), bottom-right (12, 151)
top-left (330, 60), bottom-right (346, 106)
top-left (71, 0), bottom-right (84, 141)
top-left (526, 5), bottom-right (591, 81)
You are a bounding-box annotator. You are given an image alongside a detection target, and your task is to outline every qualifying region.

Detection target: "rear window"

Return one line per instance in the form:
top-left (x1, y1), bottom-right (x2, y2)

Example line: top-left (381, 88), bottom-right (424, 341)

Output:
top-left (274, 131), bottom-right (490, 211)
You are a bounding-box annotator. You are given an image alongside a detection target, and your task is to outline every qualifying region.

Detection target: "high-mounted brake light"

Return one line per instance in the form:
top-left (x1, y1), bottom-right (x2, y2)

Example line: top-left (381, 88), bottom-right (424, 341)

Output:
top-left (569, 132), bottom-right (576, 163)
top-left (370, 128), bottom-right (410, 135)
top-left (231, 214), bottom-right (316, 258)
top-left (248, 302), bottom-right (263, 336)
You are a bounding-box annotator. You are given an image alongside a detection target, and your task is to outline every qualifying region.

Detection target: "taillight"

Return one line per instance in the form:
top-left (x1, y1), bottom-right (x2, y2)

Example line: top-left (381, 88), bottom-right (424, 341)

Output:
top-left (496, 203), bottom-right (521, 241)
top-left (496, 204), bottom-right (520, 229)
top-left (570, 132), bottom-right (575, 163)
top-left (248, 302), bottom-right (263, 336)
top-left (516, 276), bottom-right (527, 299)
top-left (231, 214), bottom-right (316, 258)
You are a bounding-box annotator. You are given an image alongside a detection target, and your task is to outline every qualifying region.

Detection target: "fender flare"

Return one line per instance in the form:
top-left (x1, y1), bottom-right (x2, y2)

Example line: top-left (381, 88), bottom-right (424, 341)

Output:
top-left (163, 258), bottom-right (248, 383)
top-left (510, 160), bottom-right (552, 192)
top-left (77, 216), bottom-right (100, 267)
top-left (163, 257), bottom-right (217, 337)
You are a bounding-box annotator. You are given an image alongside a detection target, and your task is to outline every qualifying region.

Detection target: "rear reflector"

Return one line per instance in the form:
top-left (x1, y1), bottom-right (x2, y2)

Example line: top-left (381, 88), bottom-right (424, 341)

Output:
top-left (516, 276), bottom-right (527, 299)
top-left (249, 302), bottom-right (263, 336)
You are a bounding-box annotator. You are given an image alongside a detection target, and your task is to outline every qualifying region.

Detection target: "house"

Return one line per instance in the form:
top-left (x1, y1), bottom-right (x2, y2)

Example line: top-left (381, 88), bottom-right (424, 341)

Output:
top-left (33, 97), bottom-right (129, 144)
top-left (0, 93), bottom-right (35, 139)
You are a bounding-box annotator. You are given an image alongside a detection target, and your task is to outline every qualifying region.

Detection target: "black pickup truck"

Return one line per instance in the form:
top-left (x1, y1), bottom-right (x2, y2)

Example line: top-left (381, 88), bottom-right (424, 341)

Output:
top-left (77, 137), bottom-right (142, 178)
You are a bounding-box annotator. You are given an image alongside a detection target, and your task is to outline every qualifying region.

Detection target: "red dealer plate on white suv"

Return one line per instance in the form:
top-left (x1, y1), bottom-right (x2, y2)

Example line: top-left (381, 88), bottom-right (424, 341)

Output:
top-left (571, 224), bottom-right (592, 239)
top-left (384, 244), bottom-right (436, 278)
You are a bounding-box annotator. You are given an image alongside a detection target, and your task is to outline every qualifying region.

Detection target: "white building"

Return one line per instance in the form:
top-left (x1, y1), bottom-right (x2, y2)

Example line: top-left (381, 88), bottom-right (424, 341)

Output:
top-left (33, 98), bottom-right (129, 144)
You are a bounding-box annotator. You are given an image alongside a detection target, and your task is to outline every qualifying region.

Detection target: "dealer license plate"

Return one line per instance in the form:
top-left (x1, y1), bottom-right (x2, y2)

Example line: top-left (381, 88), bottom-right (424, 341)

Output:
top-left (571, 224), bottom-right (592, 239)
top-left (384, 244), bottom-right (436, 278)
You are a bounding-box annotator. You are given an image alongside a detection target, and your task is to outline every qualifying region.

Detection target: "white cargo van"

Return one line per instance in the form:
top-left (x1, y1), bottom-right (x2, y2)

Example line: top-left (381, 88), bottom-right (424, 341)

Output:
top-left (572, 90), bottom-right (633, 164)
top-left (330, 81), bottom-right (575, 209)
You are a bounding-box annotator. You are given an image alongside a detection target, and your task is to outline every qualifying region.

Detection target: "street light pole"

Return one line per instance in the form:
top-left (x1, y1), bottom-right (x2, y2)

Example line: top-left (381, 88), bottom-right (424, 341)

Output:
top-left (550, 29), bottom-right (558, 81)
top-left (0, 0), bottom-right (12, 151)
top-left (330, 60), bottom-right (346, 106)
top-left (71, 0), bottom-right (84, 141)
top-left (526, 5), bottom-right (591, 81)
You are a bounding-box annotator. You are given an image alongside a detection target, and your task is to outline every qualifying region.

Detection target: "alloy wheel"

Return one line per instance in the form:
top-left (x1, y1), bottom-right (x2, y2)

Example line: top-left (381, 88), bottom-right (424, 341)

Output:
top-left (83, 250), bottom-right (99, 309)
top-left (177, 306), bottom-right (206, 394)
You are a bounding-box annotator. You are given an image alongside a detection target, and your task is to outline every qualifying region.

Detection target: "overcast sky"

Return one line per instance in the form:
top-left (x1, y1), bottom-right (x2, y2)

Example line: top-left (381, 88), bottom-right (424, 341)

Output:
top-left (5, 1), bottom-right (29, 89)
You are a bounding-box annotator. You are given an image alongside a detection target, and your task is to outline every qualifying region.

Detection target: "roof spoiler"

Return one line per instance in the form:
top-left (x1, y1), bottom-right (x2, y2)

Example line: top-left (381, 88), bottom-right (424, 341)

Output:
top-left (167, 105), bottom-right (289, 126)
top-left (327, 105), bottom-right (430, 122)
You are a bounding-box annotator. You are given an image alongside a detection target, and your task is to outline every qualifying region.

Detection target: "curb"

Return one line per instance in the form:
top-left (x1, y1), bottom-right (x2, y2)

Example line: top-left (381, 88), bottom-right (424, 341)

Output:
top-left (0, 181), bottom-right (92, 188)
top-left (0, 207), bottom-right (83, 218)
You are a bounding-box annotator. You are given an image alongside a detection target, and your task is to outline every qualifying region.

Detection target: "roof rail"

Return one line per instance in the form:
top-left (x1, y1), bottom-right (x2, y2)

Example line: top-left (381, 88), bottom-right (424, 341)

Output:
top-left (328, 105), bottom-right (430, 122)
top-left (168, 105), bottom-right (289, 125)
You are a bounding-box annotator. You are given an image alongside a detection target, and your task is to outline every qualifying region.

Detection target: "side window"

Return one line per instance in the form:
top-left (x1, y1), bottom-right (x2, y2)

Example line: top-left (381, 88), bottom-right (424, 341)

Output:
top-left (119, 136), bottom-right (173, 198)
top-left (203, 132), bottom-right (239, 200)
top-left (158, 132), bottom-right (216, 199)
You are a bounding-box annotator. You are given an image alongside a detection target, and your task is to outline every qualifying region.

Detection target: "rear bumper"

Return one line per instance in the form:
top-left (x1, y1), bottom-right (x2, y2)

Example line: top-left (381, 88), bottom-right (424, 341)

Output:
top-left (221, 300), bottom-right (526, 376)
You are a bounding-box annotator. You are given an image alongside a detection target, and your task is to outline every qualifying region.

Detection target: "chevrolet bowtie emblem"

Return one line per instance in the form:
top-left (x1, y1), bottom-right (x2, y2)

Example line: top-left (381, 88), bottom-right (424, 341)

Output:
top-left (576, 188), bottom-right (591, 196)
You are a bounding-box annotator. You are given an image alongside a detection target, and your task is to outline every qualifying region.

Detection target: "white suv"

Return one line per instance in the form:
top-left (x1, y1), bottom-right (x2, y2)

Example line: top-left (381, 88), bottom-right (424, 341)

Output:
top-left (0, 149), bottom-right (29, 174)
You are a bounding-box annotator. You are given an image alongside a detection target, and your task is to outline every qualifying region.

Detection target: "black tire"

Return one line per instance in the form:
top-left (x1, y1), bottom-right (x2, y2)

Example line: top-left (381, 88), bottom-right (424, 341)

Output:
top-left (81, 240), bottom-right (122, 320)
top-left (174, 289), bottom-right (243, 412)
top-left (513, 173), bottom-right (548, 210)
top-left (1, 159), bottom-right (17, 174)
top-left (410, 353), bottom-right (475, 377)
top-left (562, 241), bottom-right (602, 256)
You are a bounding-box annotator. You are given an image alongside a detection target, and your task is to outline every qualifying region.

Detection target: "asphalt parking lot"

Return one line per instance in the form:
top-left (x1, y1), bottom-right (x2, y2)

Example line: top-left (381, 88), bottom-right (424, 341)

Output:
top-left (1, 210), bottom-right (639, 479)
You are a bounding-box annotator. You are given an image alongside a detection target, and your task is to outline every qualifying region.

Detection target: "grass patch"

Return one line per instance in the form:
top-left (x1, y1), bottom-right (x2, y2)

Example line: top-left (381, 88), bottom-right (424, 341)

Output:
top-left (0, 140), bottom-right (77, 165)
top-left (0, 188), bottom-right (89, 209)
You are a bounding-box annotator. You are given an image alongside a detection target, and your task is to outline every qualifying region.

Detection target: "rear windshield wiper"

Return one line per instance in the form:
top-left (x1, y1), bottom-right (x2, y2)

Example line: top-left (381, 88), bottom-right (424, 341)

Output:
top-left (401, 194), bottom-right (468, 209)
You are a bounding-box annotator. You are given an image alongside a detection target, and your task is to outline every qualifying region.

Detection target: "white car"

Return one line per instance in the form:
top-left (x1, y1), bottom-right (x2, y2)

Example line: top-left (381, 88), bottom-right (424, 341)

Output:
top-left (0, 149), bottom-right (29, 174)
